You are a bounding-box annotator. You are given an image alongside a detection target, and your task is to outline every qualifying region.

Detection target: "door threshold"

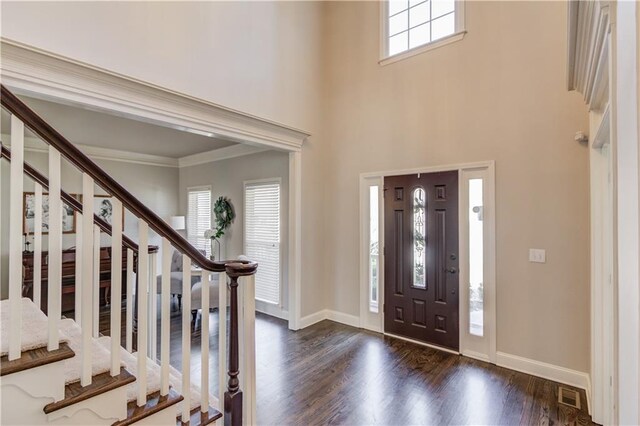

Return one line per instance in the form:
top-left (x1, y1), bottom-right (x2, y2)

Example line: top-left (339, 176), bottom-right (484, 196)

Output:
top-left (384, 332), bottom-right (460, 355)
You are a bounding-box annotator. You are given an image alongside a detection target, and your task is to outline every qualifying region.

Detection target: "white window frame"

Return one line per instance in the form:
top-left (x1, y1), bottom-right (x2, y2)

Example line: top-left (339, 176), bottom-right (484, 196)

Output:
top-left (243, 178), bottom-right (286, 319)
top-left (359, 161), bottom-right (496, 362)
top-left (187, 185), bottom-right (212, 258)
top-left (379, 0), bottom-right (466, 66)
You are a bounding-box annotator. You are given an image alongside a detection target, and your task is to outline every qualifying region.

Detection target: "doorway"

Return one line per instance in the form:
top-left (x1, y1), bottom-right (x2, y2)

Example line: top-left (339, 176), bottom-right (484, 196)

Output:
top-left (359, 161), bottom-right (496, 361)
top-left (383, 171), bottom-right (459, 350)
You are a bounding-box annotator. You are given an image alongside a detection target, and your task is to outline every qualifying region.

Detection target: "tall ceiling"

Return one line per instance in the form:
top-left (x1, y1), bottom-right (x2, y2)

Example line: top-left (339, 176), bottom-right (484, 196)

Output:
top-left (1, 95), bottom-right (237, 158)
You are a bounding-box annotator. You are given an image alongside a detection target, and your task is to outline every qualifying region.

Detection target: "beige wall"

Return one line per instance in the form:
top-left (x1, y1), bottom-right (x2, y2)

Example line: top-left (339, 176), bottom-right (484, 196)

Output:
top-left (0, 148), bottom-right (180, 298)
top-left (1, 1), bottom-right (592, 373)
top-left (0, 0), bottom-right (330, 317)
top-left (321, 1), bottom-right (590, 372)
top-left (178, 150), bottom-right (289, 309)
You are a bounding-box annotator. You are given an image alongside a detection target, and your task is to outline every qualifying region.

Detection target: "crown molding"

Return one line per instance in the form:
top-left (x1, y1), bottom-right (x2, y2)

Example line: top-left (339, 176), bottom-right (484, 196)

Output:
top-left (178, 143), bottom-right (268, 168)
top-left (0, 38), bottom-right (309, 152)
top-left (567, 0), bottom-right (611, 111)
top-left (2, 135), bottom-right (179, 168)
top-left (2, 134), bottom-right (273, 168)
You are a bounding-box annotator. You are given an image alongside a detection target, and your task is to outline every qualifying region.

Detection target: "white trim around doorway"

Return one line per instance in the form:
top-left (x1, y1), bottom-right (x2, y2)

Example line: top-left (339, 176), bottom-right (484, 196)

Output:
top-left (0, 39), bottom-right (308, 331)
top-left (358, 161), bottom-right (497, 363)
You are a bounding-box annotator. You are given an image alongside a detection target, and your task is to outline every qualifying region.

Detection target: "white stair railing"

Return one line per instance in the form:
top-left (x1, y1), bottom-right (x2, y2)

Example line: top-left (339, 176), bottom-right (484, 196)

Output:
top-left (110, 198), bottom-right (123, 375)
top-left (81, 173), bottom-right (94, 386)
top-left (137, 219), bottom-right (149, 406)
top-left (201, 269), bottom-right (210, 413)
top-left (219, 271), bottom-right (228, 412)
top-left (160, 238), bottom-right (171, 396)
top-left (181, 255), bottom-right (192, 421)
top-left (8, 115), bottom-right (24, 361)
top-left (149, 251), bottom-right (158, 360)
top-left (33, 183), bottom-right (43, 310)
top-left (47, 146), bottom-right (62, 351)
top-left (239, 274), bottom-right (257, 425)
top-left (75, 212), bottom-right (83, 325)
top-left (92, 224), bottom-right (100, 338)
top-left (2, 87), bottom-right (258, 426)
top-left (126, 248), bottom-right (134, 353)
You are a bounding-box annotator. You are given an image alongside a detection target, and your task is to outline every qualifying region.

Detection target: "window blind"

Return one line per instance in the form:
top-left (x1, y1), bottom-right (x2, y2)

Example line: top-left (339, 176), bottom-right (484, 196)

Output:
top-left (245, 182), bottom-right (281, 304)
top-left (187, 188), bottom-right (211, 257)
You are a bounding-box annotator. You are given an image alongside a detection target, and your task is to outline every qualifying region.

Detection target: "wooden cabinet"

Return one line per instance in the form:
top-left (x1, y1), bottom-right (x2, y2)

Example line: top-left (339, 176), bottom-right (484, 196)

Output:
top-left (22, 247), bottom-right (131, 314)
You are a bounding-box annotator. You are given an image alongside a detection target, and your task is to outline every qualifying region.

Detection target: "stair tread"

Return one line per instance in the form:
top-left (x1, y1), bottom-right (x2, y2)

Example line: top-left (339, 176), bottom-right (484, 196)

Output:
top-left (43, 367), bottom-right (136, 414)
top-left (0, 342), bottom-right (74, 376)
top-left (178, 406), bottom-right (223, 426)
top-left (113, 389), bottom-right (184, 426)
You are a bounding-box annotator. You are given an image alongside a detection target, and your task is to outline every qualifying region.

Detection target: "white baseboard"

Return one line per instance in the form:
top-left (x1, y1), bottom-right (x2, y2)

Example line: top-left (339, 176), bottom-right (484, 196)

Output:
top-left (496, 351), bottom-right (591, 396)
top-left (298, 309), bottom-right (361, 329)
top-left (326, 310), bottom-right (360, 328)
top-left (255, 301), bottom-right (288, 321)
top-left (299, 309), bottom-right (328, 329)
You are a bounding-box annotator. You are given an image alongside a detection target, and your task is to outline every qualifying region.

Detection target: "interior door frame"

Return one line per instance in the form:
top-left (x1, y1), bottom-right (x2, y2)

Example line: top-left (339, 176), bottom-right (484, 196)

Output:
top-left (359, 161), bottom-right (496, 363)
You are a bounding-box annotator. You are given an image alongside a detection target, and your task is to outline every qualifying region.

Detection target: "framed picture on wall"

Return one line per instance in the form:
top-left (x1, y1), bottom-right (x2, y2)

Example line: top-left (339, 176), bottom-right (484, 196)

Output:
top-left (23, 192), bottom-right (78, 234)
top-left (94, 195), bottom-right (125, 227)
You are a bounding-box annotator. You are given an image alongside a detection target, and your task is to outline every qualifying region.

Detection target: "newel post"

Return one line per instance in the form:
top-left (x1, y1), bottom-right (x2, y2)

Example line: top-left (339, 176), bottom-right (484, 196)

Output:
top-left (225, 274), bottom-right (242, 426)
top-left (224, 260), bottom-right (257, 426)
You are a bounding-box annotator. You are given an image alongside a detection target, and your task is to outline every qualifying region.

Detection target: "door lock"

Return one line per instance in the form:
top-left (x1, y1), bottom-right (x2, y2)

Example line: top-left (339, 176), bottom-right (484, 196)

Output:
top-left (445, 267), bottom-right (457, 274)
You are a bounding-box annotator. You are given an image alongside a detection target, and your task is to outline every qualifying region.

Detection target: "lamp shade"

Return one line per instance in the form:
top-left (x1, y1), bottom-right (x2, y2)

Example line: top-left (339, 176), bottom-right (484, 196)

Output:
top-left (170, 215), bottom-right (186, 230)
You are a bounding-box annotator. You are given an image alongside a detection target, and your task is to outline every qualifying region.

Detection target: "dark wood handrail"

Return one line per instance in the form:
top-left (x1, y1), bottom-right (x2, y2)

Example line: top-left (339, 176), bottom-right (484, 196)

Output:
top-left (0, 144), bottom-right (155, 253)
top-left (0, 85), bottom-right (252, 272)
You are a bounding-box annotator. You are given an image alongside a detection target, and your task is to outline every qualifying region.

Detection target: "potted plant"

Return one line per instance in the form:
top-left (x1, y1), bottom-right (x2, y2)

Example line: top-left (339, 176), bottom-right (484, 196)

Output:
top-left (204, 196), bottom-right (235, 260)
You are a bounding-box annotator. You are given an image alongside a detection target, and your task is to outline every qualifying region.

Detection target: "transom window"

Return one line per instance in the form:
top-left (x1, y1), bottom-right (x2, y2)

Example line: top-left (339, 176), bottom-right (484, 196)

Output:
top-left (383, 0), bottom-right (464, 61)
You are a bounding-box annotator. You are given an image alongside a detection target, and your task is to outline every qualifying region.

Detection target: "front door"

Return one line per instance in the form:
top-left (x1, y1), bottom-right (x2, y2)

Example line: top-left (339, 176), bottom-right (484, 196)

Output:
top-left (384, 171), bottom-right (459, 350)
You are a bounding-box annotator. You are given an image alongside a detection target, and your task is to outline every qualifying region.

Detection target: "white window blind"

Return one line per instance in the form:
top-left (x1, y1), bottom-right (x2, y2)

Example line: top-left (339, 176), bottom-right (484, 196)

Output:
top-left (187, 188), bottom-right (211, 258)
top-left (244, 181), bottom-right (281, 304)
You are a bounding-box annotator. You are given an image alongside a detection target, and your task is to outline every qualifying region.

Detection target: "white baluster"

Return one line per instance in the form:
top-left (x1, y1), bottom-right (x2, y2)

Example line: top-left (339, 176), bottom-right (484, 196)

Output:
top-left (137, 220), bottom-right (149, 406)
top-left (47, 146), bottom-right (62, 351)
top-left (182, 256), bottom-right (192, 422)
top-left (33, 183), bottom-right (43, 310)
top-left (75, 213), bottom-right (83, 325)
top-left (149, 251), bottom-right (157, 360)
top-left (242, 274), bottom-right (257, 425)
top-left (160, 238), bottom-right (171, 395)
top-left (126, 248), bottom-right (134, 353)
top-left (81, 173), bottom-right (94, 386)
top-left (218, 272), bottom-right (227, 411)
top-left (110, 198), bottom-right (123, 375)
top-left (201, 269), bottom-right (210, 412)
top-left (8, 115), bottom-right (24, 361)
top-left (93, 224), bottom-right (100, 338)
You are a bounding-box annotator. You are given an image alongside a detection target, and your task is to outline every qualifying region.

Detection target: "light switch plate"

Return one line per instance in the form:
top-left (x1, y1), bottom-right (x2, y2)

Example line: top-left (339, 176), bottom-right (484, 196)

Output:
top-left (529, 249), bottom-right (546, 263)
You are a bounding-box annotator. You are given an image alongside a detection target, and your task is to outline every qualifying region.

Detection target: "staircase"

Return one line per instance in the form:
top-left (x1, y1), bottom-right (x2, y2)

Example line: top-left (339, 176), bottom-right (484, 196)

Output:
top-left (0, 85), bottom-right (258, 425)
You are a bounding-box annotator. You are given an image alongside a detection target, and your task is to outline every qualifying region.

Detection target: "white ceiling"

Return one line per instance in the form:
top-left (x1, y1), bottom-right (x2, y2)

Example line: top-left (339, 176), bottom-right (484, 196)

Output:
top-left (1, 95), bottom-right (237, 158)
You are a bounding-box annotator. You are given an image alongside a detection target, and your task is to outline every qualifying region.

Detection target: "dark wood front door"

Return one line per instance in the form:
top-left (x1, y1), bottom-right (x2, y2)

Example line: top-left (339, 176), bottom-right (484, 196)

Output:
top-left (384, 171), bottom-right (459, 350)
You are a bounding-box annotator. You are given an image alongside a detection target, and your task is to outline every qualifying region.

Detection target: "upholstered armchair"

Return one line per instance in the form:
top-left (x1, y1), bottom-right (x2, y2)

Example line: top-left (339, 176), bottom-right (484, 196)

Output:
top-left (156, 249), bottom-right (202, 310)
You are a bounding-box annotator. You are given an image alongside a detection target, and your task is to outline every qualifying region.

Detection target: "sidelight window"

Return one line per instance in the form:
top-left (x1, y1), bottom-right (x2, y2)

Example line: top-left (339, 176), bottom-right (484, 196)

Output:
top-left (413, 187), bottom-right (426, 289)
top-left (369, 186), bottom-right (380, 312)
top-left (468, 178), bottom-right (483, 336)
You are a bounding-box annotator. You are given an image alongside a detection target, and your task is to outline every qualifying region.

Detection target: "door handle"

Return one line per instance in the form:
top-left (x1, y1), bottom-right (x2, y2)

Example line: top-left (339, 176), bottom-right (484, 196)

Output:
top-left (445, 267), bottom-right (457, 274)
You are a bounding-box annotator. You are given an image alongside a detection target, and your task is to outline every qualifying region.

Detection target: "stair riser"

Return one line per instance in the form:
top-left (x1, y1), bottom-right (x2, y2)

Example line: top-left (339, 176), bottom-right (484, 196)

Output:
top-left (0, 359), bottom-right (65, 401)
top-left (1, 361), bottom-right (66, 425)
top-left (128, 404), bottom-right (178, 425)
top-left (47, 385), bottom-right (128, 424)
top-left (1, 385), bottom-right (54, 425)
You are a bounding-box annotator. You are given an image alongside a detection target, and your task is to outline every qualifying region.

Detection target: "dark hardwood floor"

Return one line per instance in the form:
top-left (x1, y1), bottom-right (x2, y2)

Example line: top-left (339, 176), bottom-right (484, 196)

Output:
top-left (99, 301), bottom-right (594, 425)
